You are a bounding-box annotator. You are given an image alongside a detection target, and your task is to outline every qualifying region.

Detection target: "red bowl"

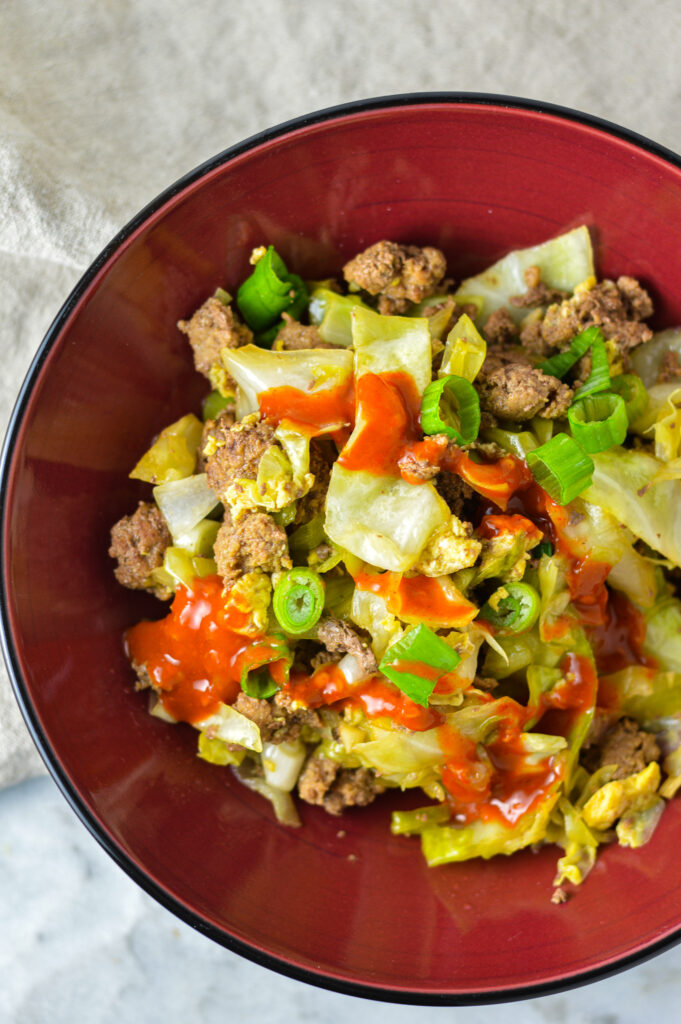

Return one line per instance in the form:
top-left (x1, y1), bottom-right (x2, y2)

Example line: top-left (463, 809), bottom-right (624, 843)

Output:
top-left (5, 94), bottom-right (681, 1004)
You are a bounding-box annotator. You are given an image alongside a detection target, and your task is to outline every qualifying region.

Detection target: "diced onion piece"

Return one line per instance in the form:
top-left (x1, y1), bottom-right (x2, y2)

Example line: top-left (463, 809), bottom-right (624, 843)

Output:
top-left (153, 473), bottom-right (219, 540)
top-left (261, 739), bottom-right (307, 792)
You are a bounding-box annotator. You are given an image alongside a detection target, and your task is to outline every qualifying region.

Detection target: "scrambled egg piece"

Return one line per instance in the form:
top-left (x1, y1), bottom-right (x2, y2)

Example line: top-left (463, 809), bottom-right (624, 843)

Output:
top-left (582, 761), bottom-right (661, 831)
top-left (224, 571), bottom-right (272, 635)
top-left (415, 514), bottom-right (482, 577)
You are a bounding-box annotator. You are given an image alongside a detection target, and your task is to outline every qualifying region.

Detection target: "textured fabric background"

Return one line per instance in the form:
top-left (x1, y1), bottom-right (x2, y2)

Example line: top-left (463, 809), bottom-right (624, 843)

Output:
top-left (2, 0), bottom-right (681, 786)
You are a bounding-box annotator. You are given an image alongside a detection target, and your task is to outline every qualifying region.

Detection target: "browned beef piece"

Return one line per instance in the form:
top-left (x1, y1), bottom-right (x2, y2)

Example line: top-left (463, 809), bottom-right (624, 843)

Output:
top-left (509, 265), bottom-right (568, 309)
top-left (310, 648), bottom-right (343, 671)
top-left (109, 501), bottom-right (171, 599)
top-left (616, 275), bottom-right (654, 320)
top-left (233, 691), bottom-right (321, 743)
top-left (204, 413), bottom-right (277, 498)
top-left (482, 342), bottom-right (533, 374)
top-left (214, 506), bottom-right (291, 584)
top-left (435, 470), bottom-right (474, 518)
top-left (275, 312), bottom-right (335, 350)
top-left (474, 676), bottom-right (499, 692)
top-left (658, 350), bottom-right (681, 383)
top-left (177, 296), bottom-right (252, 379)
top-left (540, 278), bottom-right (653, 356)
top-left (297, 756), bottom-right (385, 815)
top-left (294, 439), bottom-right (335, 524)
top-left (131, 660), bottom-right (153, 690)
top-left (316, 617), bottom-right (378, 676)
top-left (343, 241), bottom-right (446, 315)
top-left (482, 307), bottom-right (518, 346)
top-left (477, 363), bottom-right (573, 421)
top-left (197, 410), bottom-right (235, 473)
top-left (582, 717), bottom-right (660, 780)
top-left (397, 448), bottom-right (442, 483)
top-left (518, 316), bottom-right (550, 358)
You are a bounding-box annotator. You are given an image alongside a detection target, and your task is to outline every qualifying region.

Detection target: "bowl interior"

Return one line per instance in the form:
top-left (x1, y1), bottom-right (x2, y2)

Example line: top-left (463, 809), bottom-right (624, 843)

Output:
top-left (6, 98), bottom-right (681, 1001)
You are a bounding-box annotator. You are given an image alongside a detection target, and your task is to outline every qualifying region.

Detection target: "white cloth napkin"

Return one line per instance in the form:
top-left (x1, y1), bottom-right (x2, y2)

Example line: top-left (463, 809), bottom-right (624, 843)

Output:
top-left (2, 0), bottom-right (681, 787)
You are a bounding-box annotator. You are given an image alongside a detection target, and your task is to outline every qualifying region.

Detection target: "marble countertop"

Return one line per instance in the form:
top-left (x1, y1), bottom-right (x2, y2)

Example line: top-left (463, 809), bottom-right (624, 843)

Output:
top-left (2, 776), bottom-right (680, 1023)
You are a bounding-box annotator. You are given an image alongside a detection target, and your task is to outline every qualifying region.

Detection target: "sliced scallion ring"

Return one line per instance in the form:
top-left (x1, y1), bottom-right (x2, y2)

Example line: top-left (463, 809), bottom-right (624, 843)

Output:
top-left (272, 568), bottom-right (325, 634)
top-left (610, 372), bottom-right (649, 422)
top-left (573, 334), bottom-right (611, 399)
top-left (568, 392), bottom-right (628, 452)
top-left (540, 325), bottom-right (603, 379)
top-left (421, 374), bottom-right (481, 444)
top-left (479, 582), bottom-right (540, 634)
top-left (526, 432), bottom-right (594, 505)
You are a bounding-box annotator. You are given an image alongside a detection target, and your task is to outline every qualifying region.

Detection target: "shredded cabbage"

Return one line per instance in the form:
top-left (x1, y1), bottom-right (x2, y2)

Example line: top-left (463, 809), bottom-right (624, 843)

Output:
top-left (453, 225), bottom-right (594, 324)
top-left (221, 344), bottom-right (353, 419)
top-left (324, 464), bottom-right (450, 572)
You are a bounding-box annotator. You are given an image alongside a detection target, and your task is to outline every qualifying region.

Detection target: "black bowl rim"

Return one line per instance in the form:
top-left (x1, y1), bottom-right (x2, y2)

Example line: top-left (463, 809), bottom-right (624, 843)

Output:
top-left (4, 90), bottom-right (681, 1006)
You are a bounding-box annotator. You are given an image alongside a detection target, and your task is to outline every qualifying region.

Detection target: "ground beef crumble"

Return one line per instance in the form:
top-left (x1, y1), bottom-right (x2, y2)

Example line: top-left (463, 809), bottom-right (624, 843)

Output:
top-left (509, 265), bottom-right (569, 309)
top-left (276, 312), bottom-right (334, 350)
top-left (477, 363), bottom-right (573, 421)
top-left (204, 412), bottom-right (277, 498)
top-left (539, 277), bottom-right (654, 359)
top-left (233, 691), bottom-right (322, 743)
top-left (581, 717), bottom-right (660, 780)
top-left (342, 240), bottom-right (446, 315)
top-left (482, 307), bottom-right (518, 346)
top-left (214, 506), bottom-right (291, 584)
top-left (297, 756), bottom-right (385, 815)
top-left (109, 501), bottom-right (172, 599)
top-left (316, 617), bottom-right (378, 676)
top-left (177, 296), bottom-right (252, 380)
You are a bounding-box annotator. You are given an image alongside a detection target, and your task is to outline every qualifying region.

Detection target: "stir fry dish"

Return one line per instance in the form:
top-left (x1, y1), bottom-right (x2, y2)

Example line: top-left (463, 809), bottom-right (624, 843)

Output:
top-left (110, 228), bottom-right (681, 899)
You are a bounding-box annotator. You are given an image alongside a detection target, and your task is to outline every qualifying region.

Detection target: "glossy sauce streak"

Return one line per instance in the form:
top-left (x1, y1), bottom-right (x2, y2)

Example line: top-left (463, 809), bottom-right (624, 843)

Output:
top-left (443, 450), bottom-right (533, 509)
top-left (125, 576), bottom-right (287, 724)
top-left (282, 664), bottom-right (438, 731)
top-left (338, 371), bottom-right (422, 476)
top-left (258, 379), bottom-right (355, 435)
top-left (438, 696), bottom-right (563, 826)
top-left (353, 569), bottom-right (478, 628)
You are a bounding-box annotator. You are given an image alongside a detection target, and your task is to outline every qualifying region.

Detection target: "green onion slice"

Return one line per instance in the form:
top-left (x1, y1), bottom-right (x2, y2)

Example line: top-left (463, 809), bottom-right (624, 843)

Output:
top-left (202, 389), bottom-right (232, 422)
top-left (536, 540), bottom-right (554, 557)
top-left (236, 246), bottom-right (309, 334)
top-left (480, 582), bottom-right (540, 634)
top-left (421, 375), bottom-right (481, 444)
top-left (379, 624), bottom-right (461, 707)
top-left (572, 334), bottom-right (611, 399)
top-left (272, 568), bottom-right (325, 635)
top-left (540, 325), bottom-right (603, 379)
top-left (610, 372), bottom-right (649, 422)
top-left (241, 666), bottom-right (279, 700)
top-left (526, 432), bottom-right (594, 505)
top-left (568, 392), bottom-right (628, 453)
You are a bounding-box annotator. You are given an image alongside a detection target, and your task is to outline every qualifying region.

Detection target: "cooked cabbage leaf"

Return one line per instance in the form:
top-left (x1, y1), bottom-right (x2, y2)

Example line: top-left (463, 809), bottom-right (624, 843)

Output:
top-left (454, 225), bottom-right (594, 324)
top-left (221, 344), bottom-right (354, 419)
top-left (351, 305), bottom-right (432, 395)
top-left (324, 464), bottom-right (450, 572)
top-left (630, 327), bottom-right (681, 388)
top-left (583, 448), bottom-right (681, 565)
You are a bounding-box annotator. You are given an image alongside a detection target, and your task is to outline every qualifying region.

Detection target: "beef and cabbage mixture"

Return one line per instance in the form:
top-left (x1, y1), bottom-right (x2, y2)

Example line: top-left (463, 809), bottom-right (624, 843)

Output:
top-left (110, 227), bottom-right (681, 900)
